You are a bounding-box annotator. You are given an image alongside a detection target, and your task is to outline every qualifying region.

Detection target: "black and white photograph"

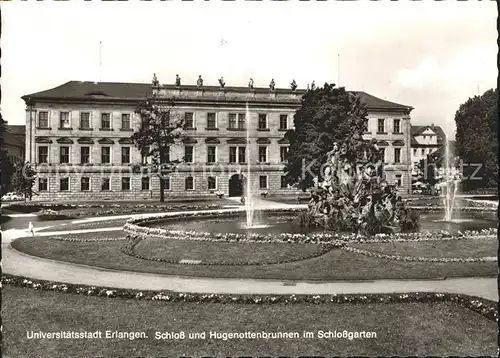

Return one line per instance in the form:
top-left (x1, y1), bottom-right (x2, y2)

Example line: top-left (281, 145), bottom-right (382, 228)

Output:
top-left (1, 1), bottom-right (498, 357)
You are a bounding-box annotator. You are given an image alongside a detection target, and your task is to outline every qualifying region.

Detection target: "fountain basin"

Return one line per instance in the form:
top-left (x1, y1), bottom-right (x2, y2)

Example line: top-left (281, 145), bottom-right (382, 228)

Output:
top-left (139, 209), bottom-right (497, 236)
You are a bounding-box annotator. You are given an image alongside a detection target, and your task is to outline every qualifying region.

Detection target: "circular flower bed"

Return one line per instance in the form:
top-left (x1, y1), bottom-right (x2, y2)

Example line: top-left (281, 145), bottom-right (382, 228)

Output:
top-left (341, 246), bottom-right (497, 263)
top-left (121, 235), bottom-right (339, 266)
top-left (50, 235), bottom-right (126, 242)
top-left (123, 208), bottom-right (497, 244)
top-left (2, 274), bottom-right (496, 322)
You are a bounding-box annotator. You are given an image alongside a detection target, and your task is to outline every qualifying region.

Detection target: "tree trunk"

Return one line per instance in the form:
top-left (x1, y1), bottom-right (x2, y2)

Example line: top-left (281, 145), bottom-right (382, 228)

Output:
top-left (159, 175), bottom-right (165, 202)
top-left (159, 148), bottom-right (165, 203)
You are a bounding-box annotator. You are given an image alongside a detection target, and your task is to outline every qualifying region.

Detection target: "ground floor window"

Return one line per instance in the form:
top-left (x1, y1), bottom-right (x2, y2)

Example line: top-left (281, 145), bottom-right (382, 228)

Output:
top-left (280, 176), bottom-right (288, 189)
top-left (185, 176), bottom-right (194, 190)
top-left (81, 177), bottom-right (90, 191)
top-left (121, 177), bottom-right (131, 191)
top-left (259, 175), bottom-right (268, 189)
top-left (39, 178), bottom-right (48, 191)
top-left (207, 176), bottom-right (217, 190)
top-left (101, 178), bottom-right (110, 191)
top-left (395, 174), bottom-right (402, 187)
top-left (142, 177), bottom-right (150, 190)
top-left (163, 177), bottom-right (170, 191)
top-left (60, 178), bottom-right (69, 191)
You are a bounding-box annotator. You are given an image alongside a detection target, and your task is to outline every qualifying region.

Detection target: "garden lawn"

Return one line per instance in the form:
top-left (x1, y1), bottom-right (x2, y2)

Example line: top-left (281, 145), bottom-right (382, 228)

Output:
top-left (131, 238), bottom-right (329, 265)
top-left (11, 235), bottom-right (497, 280)
top-left (2, 286), bottom-right (496, 357)
top-left (3, 199), bottom-right (236, 219)
top-left (349, 238), bottom-right (498, 259)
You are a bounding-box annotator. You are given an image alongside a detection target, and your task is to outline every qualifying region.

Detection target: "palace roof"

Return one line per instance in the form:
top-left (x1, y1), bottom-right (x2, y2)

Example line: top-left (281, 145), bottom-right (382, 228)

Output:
top-left (22, 81), bottom-right (413, 112)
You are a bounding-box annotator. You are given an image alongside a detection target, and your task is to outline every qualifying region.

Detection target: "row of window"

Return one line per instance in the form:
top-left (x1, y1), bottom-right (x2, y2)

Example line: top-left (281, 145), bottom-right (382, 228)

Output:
top-left (378, 148), bottom-right (401, 164)
top-left (37, 111), bottom-right (291, 131)
top-left (364, 118), bottom-right (402, 134)
top-left (39, 110), bottom-right (405, 134)
top-left (38, 145), bottom-right (404, 165)
top-left (37, 145), bottom-right (291, 164)
top-left (413, 148), bottom-right (434, 156)
top-left (37, 175), bottom-right (286, 192)
top-left (38, 111), bottom-right (133, 131)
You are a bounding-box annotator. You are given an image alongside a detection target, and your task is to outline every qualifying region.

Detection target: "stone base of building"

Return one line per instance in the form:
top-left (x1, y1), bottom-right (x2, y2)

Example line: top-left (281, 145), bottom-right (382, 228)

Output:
top-left (31, 165), bottom-right (411, 202)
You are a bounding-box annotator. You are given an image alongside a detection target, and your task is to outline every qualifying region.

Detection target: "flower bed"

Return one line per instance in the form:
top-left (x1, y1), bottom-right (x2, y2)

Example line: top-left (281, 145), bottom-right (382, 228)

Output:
top-left (37, 209), bottom-right (74, 221)
top-left (123, 209), bottom-right (497, 244)
top-left (121, 235), bottom-right (339, 266)
top-left (341, 245), bottom-right (497, 263)
top-left (408, 205), bottom-right (497, 212)
top-left (2, 274), bottom-right (496, 322)
top-left (50, 236), bottom-right (126, 242)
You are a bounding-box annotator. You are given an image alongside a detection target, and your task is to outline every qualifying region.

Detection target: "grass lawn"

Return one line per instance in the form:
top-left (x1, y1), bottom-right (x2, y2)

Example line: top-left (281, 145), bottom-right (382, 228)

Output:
top-left (131, 238), bottom-right (330, 265)
top-left (350, 238), bottom-right (498, 259)
top-left (3, 199), bottom-right (237, 218)
top-left (2, 286), bottom-right (496, 357)
top-left (12, 235), bottom-right (496, 280)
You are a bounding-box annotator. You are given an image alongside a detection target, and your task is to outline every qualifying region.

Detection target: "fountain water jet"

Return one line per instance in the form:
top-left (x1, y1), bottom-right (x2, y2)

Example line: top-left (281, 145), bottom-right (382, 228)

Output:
top-left (441, 141), bottom-right (460, 222)
top-left (242, 102), bottom-right (267, 229)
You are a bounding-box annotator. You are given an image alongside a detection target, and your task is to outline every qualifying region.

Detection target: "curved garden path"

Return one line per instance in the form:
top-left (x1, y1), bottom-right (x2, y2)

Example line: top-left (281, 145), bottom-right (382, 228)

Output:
top-left (2, 202), bottom-right (498, 301)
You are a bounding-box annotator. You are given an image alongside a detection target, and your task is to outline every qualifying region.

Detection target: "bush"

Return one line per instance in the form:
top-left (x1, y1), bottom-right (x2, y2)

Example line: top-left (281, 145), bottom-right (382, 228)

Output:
top-left (298, 210), bottom-right (315, 228)
top-left (399, 210), bottom-right (420, 232)
top-left (4, 204), bottom-right (41, 213)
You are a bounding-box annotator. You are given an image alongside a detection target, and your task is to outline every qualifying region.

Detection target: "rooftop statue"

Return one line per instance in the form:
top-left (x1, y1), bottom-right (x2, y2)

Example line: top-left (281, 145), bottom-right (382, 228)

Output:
top-left (219, 77), bottom-right (225, 88)
top-left (311, 80), bottom-right (316, 90)
top-left (290, 79), bottom-right (297, 91)
top-left (175, 74), bottom-right (181, 86)
top-left (152, 73), bottom-right (159, 87)
top-left (197, 75), bottom-right (203, 88)
top-left (269, 79), bottom-right (275, 90)
top-left (249, 78), bottom-right (254, 89)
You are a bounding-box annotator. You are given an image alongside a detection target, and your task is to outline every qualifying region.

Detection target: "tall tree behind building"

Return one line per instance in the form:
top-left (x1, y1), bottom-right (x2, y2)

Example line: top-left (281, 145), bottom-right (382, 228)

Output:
top-left (284, 83), bottom-right (368, 190)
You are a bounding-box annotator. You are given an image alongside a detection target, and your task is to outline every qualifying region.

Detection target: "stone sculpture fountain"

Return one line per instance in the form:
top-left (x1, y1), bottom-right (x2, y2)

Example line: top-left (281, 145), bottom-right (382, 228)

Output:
top-left (306, 139), bottom-right (418, 234)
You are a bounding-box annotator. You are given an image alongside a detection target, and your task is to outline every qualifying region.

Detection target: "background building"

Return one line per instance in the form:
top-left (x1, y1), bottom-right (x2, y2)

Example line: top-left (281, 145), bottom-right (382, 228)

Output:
top-left (410, 124), bottom-right (447, 175)
top-left (23, 80), bottom-right (413, 201)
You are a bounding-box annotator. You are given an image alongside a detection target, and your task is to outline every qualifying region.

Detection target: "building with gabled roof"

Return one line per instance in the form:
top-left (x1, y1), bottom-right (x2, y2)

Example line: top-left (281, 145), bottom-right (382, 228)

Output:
top-left (410, 124), bottom-right (447, 175)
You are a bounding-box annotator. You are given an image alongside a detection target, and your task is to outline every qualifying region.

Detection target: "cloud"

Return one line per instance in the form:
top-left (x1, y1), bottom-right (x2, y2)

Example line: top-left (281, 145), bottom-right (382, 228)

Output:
top-left (394, 57), bottom-right (440, 90)
top-left (394, 43), bottom-right (496, 91)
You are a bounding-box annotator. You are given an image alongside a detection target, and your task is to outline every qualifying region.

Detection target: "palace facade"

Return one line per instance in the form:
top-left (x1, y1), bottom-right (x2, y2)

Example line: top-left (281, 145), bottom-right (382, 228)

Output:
top-left (23, 80), bottom-right (413, 201)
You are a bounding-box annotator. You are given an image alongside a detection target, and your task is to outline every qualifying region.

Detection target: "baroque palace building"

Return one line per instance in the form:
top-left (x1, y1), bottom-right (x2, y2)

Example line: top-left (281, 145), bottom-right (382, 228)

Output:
top-left (23, 79), bottom-right (413, 201)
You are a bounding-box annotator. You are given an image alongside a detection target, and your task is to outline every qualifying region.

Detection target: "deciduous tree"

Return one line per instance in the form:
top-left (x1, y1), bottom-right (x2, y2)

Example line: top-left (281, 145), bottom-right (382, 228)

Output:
top-left (455, 89), bottom-right (498, 190)
top-left (284, 83), bottom-right (369, 189)
top-left (12, 162), bottom-right (36, 201)
top-left (132, 99), bottom-right (185, 202)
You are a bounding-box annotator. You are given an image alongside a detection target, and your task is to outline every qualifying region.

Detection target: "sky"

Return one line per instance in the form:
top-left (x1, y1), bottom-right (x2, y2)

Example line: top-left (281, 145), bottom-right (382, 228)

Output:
top-left (1, 1), bottom-right (497, 139)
